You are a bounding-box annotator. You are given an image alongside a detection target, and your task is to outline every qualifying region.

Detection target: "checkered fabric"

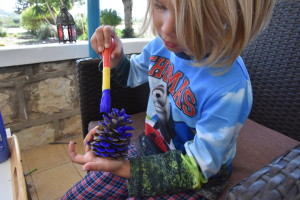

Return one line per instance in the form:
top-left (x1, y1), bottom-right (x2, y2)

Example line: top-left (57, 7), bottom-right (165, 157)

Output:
top-left (62, 145), bottom-right (206, 200)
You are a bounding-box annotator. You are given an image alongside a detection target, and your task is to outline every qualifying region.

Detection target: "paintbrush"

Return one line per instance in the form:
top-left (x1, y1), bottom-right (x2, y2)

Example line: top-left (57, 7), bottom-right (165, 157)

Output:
top-left (100, 38), bottom-right (115, 114)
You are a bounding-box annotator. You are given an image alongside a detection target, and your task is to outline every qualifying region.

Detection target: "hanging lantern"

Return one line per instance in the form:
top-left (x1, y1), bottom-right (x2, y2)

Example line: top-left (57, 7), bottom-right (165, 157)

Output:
top-left (56, 5), bottom-right (77, 43)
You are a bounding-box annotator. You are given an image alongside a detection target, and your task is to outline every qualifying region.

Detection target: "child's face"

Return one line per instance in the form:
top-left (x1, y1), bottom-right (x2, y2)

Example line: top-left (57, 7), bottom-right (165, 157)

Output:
top-left (152, 0), bottom-right (187, 54)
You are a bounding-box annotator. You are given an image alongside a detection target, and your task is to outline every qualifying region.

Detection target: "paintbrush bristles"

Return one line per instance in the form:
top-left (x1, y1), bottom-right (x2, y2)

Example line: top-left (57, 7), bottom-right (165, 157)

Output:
top-left (100, 89), bottom-right (111, 114)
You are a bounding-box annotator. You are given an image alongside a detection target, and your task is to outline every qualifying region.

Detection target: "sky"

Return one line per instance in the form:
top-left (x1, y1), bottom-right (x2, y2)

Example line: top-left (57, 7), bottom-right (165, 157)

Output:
top-left (0, 0), bottom-right (16, 12)
top-left (0, 0), bottom-right (147, 19)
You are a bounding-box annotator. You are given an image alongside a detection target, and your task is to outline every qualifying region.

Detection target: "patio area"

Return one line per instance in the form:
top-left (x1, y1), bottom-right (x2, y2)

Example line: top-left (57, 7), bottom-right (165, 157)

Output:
top-left (20, 110), bottom-right (146, 200)
top-left (0, 1), bottom-right (299, 199)
top-left (0, 38), bottom-right (149, 200)
top-left (22, 134), bottom-right (85, 200)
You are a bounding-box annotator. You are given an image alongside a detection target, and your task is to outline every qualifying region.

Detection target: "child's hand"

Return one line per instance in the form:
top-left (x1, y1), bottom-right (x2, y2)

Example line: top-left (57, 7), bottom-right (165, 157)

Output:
top-left (67, 127), bottom-right (130, 178)
top-left (91, 25), bottom-right (124, 68)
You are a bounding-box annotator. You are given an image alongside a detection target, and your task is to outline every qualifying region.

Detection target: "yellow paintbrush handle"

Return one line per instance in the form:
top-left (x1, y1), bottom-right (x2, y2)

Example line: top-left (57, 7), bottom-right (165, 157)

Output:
top-left (102, 67), bottom-right (110, 90)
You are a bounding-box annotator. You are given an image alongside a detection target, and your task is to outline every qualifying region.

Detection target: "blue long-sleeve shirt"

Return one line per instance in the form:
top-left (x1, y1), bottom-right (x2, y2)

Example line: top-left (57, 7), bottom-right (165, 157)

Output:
top-left (111, 36), bottom-right (253, 198)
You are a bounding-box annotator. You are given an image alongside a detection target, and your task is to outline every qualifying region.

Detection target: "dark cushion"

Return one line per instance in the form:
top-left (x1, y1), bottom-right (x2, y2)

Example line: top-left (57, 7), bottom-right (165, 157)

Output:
top-left (227, 144), bottom-right (300, 200)
top-left (218, 119), bottom-right (299, 200)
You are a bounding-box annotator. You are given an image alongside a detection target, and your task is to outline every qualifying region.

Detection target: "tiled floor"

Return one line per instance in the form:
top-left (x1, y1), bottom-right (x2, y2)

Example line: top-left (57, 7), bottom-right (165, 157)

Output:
top-left (21, 134), bottom-right (86, 200)
top-left (21, 112), bottom-right (146, 200)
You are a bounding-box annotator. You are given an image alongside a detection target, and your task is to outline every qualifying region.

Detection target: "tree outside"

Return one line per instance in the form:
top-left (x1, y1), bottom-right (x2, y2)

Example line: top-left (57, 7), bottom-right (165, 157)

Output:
top-left (0, 0), bottom-right (84, 46)
top-left (101, 9), bottom-right (122, 28)
top-left (122, 0), bottom-right (134, 38)
top-left (0, 0), bottom-right (148, 46)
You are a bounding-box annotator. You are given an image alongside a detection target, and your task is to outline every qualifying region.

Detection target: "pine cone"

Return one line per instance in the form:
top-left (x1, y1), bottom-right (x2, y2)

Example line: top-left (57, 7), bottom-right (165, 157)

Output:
top-left (91, 108), bottom-right (134, 160)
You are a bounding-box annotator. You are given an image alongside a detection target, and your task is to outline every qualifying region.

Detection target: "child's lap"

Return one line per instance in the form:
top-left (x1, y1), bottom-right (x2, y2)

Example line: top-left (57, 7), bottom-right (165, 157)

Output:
top-left (62, 145), bottom-right (205, 200)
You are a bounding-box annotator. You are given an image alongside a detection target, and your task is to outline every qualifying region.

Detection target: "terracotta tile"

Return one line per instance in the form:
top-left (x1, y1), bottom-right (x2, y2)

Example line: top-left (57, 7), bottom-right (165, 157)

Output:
top-left (29, 192), bottom-right (39, 200)
top-left (25, 175), bottom-right (39, 200)
top-left (32, 162), bottom-right (82, 200)
top-left (22, 144), bottom-right (70, 172)
top-left (22, 152), bottom-right (39, 200)
top-left (73, 163), bottom-right (87, 178)
top-left (21, 151), bottom-right (30, 174)
top-left (60, 135), bottom-right (87, 178)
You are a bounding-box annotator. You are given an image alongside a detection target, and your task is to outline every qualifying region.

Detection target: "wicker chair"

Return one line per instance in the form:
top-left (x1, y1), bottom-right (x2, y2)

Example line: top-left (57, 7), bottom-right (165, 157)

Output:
top-left (241, 0), bottom-right (300, 141)
top-left (76, 0), bottom-right (299, 199)
top-left (223, 0), bottom-right (300, 199)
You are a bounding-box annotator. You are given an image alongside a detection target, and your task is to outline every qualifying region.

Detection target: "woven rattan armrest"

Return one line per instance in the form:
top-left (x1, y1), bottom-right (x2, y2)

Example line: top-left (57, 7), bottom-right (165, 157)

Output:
top-left (227, 144), bottom-right (300, 200)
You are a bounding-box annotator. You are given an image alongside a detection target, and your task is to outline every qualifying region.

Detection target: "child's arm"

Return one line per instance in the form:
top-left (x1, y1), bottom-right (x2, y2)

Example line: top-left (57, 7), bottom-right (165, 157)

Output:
top-left (128, 150), bottom-right (207, 197)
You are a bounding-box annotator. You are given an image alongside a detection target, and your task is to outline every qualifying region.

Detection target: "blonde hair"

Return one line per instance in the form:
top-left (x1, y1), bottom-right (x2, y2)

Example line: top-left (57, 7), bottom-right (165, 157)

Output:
top-left (141, 0), bottom-right (275, 68)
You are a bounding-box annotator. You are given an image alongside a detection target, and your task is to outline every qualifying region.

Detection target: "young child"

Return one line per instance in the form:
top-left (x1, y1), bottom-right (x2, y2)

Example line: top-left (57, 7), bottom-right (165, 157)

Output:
top-left (63, 0), bottom-right (274, 199)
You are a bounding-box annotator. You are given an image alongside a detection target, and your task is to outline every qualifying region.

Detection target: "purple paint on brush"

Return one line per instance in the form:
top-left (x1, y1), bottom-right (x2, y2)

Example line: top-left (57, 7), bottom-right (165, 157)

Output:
top-left (100, 89), bottom-right (111, 114)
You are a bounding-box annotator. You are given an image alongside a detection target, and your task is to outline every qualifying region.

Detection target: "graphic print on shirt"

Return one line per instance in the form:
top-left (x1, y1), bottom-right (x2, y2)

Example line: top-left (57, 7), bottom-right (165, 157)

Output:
top-left (152, 84), bottom-right (175, 144)
top-left (144, 56), bottom-right (197, 152)
top-left (148, 56), bottom-right (197, 117)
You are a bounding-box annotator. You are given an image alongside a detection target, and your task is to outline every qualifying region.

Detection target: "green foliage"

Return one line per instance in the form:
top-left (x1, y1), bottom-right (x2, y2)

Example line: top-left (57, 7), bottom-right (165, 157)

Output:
top-left (100, 9), bottom-right (122, 27)
top-left (114, 28), bottom-right (123, 38)
top-left (15, 0), bottom-right (81, 14)
top-left (15, 0), bottom-right (30, 14)
top-left (0, 12), bottom-right (20, 28)
top-left (20, 6), bottom-right (44, 33)
top-left (74, 14), bottom-right (87, 37)
top-left (77, 32), bottom-right (88, 40)
top-left (73, 13), bottom-right (88, 40)
top-left (122, 27), bottom-right (135, 38)
top-left (13, 18), bottom-right (20, 24)
top-left (36, 23), bottom-right (56, 40)
top-left (16, 0), bottom-right (83, 26)
top-left (6, 24), bottom-right (20, 28)
top-left (0, 10), bottom-right (20, 19)
top-left (0, 28), bottom-right (7, 37)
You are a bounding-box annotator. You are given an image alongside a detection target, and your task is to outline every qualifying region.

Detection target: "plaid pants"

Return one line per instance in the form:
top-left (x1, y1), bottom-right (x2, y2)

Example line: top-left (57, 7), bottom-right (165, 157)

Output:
top-left (62, 145), bottom-right (206, 200)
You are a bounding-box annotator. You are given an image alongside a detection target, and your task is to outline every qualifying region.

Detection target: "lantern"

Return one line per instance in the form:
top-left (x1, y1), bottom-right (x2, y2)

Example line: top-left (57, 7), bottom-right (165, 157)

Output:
top-left (56, 5), bottom-right (77, 43)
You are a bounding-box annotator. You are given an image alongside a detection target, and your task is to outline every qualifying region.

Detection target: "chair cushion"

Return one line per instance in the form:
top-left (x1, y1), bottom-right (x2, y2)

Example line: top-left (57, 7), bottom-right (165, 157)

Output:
top-left (218, 119), bottom-right (299, 200)
top-left (227, 144), bottom-right (300, 200)
top-left (88, 115), bottom-right (299, 200)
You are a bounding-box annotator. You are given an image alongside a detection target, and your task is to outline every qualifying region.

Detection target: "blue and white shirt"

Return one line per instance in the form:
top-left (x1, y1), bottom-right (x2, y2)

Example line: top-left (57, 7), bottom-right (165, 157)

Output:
top-left (112, 36), bottom-right (252, 197)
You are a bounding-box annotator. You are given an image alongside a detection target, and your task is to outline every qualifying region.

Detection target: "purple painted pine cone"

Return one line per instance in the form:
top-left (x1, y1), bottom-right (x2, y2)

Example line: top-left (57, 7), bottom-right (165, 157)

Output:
top-left (91, 108), bottom-right (134, 160)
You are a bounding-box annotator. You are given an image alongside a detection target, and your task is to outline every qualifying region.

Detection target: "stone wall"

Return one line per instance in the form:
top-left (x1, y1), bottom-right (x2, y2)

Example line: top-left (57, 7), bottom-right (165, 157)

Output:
top-left (0, 59), bottom-right (82, 150)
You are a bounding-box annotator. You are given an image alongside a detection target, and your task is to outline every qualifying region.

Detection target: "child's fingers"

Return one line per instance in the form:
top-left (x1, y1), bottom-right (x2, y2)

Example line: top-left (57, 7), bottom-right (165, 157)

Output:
top-left (103, 26), bottom-right (115, 48)
top-left (91, 26), bottom-right (109, 54)
top-left (82, 162), bottom-right (100, 171)
top-left (111, 39), bottom-right (124, 60)
top-left (85, 141), bottom-right (91, 152)
top-left (68, 141), bottom-right (85, 164)
top-left (83, 127), bottom-right (97, 152)
top-left (84, 127), bottom-right (97, 141)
